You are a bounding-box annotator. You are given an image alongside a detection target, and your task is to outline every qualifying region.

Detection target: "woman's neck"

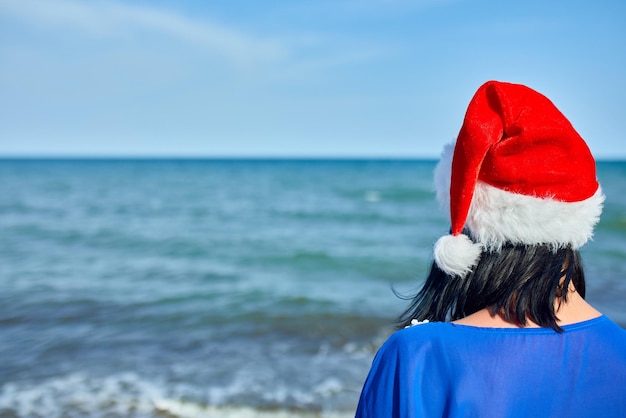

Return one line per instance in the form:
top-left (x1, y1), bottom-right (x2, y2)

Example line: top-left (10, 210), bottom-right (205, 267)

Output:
top-left (453, 288), bottom-right (602, 328)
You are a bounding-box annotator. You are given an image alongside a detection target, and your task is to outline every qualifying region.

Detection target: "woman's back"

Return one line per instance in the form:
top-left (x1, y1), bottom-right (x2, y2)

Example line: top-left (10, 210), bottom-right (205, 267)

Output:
top-left (357, 316), bottom-right (626, 417)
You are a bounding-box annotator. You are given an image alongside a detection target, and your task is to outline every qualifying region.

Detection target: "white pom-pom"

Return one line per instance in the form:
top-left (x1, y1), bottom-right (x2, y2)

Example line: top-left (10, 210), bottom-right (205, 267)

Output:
top-left (433, 234), bottom-right (482, 277)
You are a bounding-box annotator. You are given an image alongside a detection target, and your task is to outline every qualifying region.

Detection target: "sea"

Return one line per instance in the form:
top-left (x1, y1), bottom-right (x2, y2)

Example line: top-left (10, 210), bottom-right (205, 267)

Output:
top-left (0, 159), bottom-right (624, 418)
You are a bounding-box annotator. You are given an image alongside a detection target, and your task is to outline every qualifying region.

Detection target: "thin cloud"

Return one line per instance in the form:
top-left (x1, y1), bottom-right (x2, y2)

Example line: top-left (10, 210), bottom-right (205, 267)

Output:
top-left (0, 0), bottom-right (399, 85)
top-left (0, 0), bottom-right (287, 66)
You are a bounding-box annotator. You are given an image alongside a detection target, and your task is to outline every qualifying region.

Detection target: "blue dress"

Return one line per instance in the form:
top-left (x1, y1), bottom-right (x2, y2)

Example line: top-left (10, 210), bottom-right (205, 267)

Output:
top-left (356, 316), bottom-right (626, 417)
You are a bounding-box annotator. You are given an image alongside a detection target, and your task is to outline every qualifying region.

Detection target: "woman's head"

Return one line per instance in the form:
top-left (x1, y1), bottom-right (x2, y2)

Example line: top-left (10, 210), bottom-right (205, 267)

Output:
top-left (399, 81), bottom-right (603, 330)
top-left (433, 81), bottom-right (603, 278)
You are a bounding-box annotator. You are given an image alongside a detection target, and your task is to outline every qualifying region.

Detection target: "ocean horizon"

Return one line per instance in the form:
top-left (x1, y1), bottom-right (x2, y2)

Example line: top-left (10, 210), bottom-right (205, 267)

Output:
top-left (1, 156), bottom-right (626, 161)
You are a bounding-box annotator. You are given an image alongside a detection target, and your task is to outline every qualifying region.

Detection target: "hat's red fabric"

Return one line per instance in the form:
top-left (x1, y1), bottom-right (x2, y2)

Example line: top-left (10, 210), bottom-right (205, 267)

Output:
top-left (450, 81), bottom-right (599, 238)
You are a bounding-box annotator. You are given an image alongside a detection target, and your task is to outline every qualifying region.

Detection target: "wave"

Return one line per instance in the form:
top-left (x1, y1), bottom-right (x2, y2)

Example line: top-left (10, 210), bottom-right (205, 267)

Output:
top-left (0, 373), bottom-right (356, 418)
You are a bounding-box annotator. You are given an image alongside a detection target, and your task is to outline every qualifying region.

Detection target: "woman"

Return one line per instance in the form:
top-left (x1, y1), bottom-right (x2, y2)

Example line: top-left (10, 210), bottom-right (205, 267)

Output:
top-left (355, 81), bottom-right (626, 417)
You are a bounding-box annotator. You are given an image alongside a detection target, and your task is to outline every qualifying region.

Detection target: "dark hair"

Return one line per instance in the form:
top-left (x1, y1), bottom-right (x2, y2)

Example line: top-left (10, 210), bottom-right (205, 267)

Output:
top-left (396, 244), bottom-right (585, 332)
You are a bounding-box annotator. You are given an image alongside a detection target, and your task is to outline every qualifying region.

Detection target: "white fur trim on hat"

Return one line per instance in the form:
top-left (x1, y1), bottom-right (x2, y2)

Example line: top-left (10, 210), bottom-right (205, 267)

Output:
top-left (468, 182), bottom-right (605, 251)
top-left (433, 234), bottom-right (483, 277)
top-left (433, 141), bottom-right (604, 252)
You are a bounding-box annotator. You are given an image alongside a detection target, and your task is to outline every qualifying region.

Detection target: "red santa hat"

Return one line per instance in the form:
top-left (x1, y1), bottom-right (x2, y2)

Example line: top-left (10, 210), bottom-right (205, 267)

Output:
top-left (433, 80), bottom-right (604, 277)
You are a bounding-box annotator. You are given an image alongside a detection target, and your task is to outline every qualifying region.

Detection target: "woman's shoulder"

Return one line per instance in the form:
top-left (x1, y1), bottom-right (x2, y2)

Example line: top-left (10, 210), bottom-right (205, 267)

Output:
top-left (382, 315), bottom-right (626, 354)
top-left (379, 320), bottom-right (456, 354)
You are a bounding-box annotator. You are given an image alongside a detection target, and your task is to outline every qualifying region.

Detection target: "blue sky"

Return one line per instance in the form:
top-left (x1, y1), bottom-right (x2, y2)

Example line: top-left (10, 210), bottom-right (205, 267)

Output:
top-left (0, 0), bottom-right (624, 158)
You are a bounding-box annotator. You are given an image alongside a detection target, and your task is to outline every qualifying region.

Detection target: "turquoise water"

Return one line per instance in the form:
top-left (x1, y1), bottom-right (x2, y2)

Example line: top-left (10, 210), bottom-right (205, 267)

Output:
top-left (0, 159), bottom-right (624, 417)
